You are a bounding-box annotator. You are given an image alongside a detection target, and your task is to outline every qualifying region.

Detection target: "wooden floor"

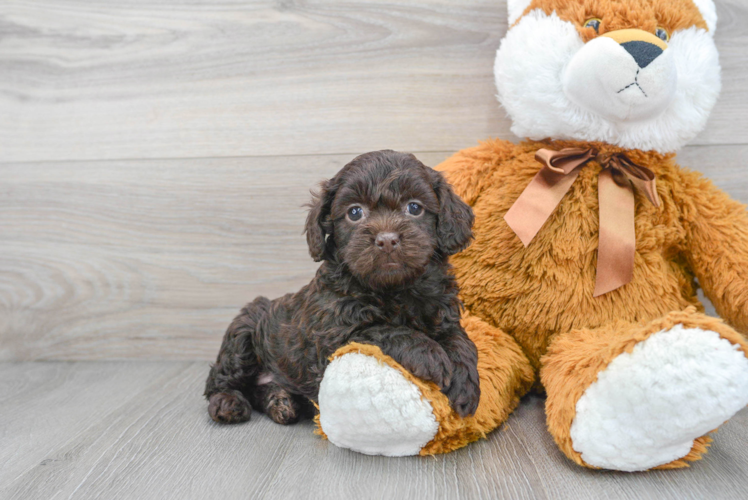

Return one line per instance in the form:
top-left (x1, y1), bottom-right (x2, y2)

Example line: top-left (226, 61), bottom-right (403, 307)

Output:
top-left (2, 1), bottom-right (748, 498)
top-left (1, 361), bottom-right (747, 500)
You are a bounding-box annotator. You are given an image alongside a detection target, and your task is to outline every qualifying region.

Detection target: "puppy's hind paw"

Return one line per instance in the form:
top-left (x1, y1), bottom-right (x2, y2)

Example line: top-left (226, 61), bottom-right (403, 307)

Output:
top-left (208, 390), bottom-right (252, 424)
top-left (263, 386), bottom-right (302, 425)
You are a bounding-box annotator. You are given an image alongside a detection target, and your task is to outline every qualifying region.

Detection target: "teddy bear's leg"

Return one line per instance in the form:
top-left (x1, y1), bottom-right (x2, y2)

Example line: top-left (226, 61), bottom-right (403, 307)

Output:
top-left (317, 314), bottom-right (535, 456)
top-left (541, 308), bottom-right (748, 471)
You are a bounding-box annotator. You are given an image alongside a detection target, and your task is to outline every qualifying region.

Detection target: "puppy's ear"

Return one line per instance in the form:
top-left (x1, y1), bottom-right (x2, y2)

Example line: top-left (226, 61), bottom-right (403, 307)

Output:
top-left (304, 179), bottom-right (336, 262)
top-left (432, 171), bottom-right (474, 255)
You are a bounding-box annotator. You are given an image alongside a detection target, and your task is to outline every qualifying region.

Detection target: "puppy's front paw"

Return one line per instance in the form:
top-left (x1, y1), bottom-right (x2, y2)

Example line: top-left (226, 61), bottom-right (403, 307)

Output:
top-left (398, 342), bottom-right (454, 390)
top-left (444, 363), bottom-right (480, 417)
top-left (208, 390), bottom-right (252, 424)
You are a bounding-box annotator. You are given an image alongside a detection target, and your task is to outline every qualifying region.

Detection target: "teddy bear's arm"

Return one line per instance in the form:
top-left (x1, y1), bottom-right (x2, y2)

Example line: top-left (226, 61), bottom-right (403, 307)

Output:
top-left (435, 139), bottom-right (519, 205)
top-left (677, 169), bottom-right (748, 334)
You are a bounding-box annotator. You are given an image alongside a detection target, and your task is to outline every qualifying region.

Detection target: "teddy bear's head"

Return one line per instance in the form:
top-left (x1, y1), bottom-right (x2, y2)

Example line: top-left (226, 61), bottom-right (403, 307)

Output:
top-left (495, 0), bottom-right (719, 153)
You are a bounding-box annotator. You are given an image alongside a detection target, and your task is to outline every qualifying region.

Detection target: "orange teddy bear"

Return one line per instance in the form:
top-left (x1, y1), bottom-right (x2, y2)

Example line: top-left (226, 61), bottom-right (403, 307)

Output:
top-left (315, 0), bottom-right (748, 471)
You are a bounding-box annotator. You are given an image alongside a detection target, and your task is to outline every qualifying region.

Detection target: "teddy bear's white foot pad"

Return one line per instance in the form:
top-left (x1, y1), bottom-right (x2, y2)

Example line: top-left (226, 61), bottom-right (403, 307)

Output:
top-left (570, 325), bottom-right (748, 471)
top-left (318, 352), bottom-right (439, 456)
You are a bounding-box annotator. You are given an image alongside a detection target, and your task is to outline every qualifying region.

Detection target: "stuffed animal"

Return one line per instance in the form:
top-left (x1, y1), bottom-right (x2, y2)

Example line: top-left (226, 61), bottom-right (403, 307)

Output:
top-left (314, 0), bottom-right (748, 471)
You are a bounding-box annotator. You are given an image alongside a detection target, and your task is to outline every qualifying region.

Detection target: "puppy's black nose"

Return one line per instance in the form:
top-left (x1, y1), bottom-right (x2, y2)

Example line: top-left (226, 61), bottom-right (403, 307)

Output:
top-left (621, 41), bottom-right (663, 69)
top-left (375, 232), bottom-right (400, 253)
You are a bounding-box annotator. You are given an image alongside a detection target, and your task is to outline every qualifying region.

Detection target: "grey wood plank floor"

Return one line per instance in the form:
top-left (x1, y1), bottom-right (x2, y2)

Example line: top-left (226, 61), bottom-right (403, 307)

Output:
top-left (1, 361), bottom-right (747, 500)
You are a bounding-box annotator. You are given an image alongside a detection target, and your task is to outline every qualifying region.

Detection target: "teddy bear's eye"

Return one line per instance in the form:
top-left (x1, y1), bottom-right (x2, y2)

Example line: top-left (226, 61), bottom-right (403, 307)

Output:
top-left (584, 18), bottom-right (601, 33)
top-left (655, 27), bottom-right (669, 42)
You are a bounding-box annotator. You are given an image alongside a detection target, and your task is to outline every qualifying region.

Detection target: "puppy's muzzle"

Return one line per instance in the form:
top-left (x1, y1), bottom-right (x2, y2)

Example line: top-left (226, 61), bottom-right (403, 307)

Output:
top-left (375, 232), bottom-right (400, 254)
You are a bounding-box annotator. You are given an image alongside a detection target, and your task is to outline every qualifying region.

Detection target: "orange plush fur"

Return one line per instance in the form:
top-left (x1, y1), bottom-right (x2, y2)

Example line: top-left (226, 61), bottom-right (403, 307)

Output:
top-left (442, 138), bottom-right (748, 370)
top-left (515, 0), bottom-right (707, 36)
top-left (427, 137), bottom-right (748, 465)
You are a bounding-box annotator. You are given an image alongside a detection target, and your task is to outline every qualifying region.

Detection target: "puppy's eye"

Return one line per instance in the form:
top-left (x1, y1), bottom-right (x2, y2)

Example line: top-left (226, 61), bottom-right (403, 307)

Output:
top-left (655, 27), bottom-right (669, 42)
top-left (406, 202), bottom-right (423, 216)
top-left (584, 18), bottom-right (601, 33)
top-left (347, 206), bottom-right (364, 222)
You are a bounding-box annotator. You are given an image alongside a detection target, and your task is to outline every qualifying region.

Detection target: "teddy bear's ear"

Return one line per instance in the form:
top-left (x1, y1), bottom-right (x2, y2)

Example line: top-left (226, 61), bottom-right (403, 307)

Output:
top-left (507, 0), bottom-right (533, 26)
top-left (692, 0), bottom-right (718, 35)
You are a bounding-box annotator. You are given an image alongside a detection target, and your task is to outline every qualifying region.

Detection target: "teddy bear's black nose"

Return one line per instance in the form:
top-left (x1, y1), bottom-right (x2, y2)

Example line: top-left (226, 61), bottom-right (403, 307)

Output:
top-left (621, 41), bottom-right (663, 69)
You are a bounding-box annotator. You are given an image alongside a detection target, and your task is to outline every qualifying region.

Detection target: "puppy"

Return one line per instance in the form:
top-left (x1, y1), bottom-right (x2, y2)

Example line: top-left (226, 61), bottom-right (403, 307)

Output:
top-left (204, 150), bottom-right (480, 425)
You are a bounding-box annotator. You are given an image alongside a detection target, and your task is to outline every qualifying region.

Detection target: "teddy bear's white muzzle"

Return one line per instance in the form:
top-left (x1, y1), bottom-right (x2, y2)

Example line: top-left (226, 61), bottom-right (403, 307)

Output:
top-left (562, 36), bottom-right (677, 123)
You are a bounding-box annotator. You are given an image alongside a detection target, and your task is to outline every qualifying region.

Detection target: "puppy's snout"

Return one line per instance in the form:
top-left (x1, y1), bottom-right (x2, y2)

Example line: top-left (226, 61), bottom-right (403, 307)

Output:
top-left (375, 232), bottom-right (400, 253)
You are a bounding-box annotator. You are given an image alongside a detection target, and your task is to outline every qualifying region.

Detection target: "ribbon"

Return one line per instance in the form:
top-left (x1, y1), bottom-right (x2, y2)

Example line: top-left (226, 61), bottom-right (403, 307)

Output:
top-left (503, 148), bottom-right (660, 297)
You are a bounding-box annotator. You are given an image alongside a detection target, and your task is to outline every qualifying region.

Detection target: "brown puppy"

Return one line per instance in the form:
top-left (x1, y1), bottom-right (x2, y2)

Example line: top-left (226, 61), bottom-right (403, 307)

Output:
top-left (204, 150), bottom-right (479, 425)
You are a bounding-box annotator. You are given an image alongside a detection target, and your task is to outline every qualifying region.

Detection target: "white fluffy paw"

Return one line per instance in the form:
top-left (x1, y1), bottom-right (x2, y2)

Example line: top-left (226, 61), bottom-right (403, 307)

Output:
top-left (318, 352), bottom-right (439, 456)
top-left (570, 325), bottom-right (748, 471)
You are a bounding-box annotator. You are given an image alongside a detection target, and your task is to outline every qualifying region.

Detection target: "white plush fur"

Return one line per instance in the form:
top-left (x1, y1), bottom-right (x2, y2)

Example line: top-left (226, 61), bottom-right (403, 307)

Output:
top-left (495, 10), bottom-right (721, 153)
top-left (570, 325), bottom-right (748, 471)
top-left (691, 0), bottom-right (718, 34)
top-left (318, 352), bottom-right (439, 456)
top-left (507, 0), bottom-right (533, 25)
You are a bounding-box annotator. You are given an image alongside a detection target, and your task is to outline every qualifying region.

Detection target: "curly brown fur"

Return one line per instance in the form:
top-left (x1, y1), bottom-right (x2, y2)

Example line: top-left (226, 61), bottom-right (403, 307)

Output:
top-left (204, 150), bottom-right (479, 424)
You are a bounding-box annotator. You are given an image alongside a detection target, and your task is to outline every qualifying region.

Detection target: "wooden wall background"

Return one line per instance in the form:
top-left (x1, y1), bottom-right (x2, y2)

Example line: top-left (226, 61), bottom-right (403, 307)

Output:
top-left (1, 0), bottom-right (747, 361)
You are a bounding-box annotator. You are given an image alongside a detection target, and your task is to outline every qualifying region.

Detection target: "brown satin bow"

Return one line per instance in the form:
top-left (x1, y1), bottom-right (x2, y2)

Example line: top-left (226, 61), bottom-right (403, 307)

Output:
top-left (503, 147), bottom-right (660, 297)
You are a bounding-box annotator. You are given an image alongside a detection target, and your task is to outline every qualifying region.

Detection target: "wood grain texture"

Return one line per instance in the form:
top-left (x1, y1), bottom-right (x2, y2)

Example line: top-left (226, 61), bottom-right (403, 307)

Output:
top-left (0, 0), bottom-right (746, 163)
top-left (0, 0), bottom-right (505, 162)
top-left (2, 147), bottom-right (744, 361)
top-left (1, 361), bottom-right (747, 500)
